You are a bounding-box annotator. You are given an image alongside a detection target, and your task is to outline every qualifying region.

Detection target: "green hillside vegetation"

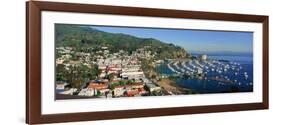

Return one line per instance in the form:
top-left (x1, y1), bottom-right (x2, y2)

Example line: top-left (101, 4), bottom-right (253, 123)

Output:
top-left (55, 24), bottom-right (189, 59)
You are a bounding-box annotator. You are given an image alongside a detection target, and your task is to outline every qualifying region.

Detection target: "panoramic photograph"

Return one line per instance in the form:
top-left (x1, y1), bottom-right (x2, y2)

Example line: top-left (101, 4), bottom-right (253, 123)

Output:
top-left (55, 24), bottom-right (253, 100)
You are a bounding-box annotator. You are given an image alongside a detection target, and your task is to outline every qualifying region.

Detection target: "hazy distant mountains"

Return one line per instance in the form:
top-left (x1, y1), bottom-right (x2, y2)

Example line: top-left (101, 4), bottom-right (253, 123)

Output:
top-left (55, 24), bottom-right (189, 59)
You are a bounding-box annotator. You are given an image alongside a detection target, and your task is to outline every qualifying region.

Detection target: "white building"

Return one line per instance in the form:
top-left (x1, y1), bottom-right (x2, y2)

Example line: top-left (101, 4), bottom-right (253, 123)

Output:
top-left (59, 88), bottom-right (77, 95)
top-left (145, 83), bottom-right (161, 92)
top-left (114, 87), bottom-right (125, 97)
top-left (199, 54), bottom-right (207, 60)
top-left (78, 88), bottom-right (94, 96)
top-left (120, 71), bottom-right (145, 79)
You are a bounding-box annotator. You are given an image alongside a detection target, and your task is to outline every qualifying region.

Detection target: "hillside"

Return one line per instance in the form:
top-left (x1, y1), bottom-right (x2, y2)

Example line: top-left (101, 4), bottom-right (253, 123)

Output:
top-left (55, 24), bottom-right (189, 59)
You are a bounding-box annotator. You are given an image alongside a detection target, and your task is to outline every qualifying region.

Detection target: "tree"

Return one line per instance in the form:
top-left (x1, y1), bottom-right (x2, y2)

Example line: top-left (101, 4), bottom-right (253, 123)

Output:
top-left (110, 83), bottom-right (119, 90)
top-left (119, 81), bottom-right (126, 86)
top-left (151, 74), bottom-right (157, 79)
top-left (96, 90), bottom-right (101, 96)
top-left (108, 73), bottom-right (114, 81)
top-left (56, 64), bottom-right (66, 81)
top-left (127, 80), bottom-right (134, 84)
top-left (89, 64), bottom-right (101, 79)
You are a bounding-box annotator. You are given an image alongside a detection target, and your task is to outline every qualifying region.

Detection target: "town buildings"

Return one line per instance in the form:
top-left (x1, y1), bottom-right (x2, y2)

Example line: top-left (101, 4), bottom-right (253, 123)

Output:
top-left (56, 45), bottom-right (163, 98)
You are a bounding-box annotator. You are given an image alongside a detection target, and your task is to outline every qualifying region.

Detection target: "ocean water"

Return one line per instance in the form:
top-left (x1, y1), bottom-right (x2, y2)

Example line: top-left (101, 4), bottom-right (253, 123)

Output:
top-left (208, 55), bottom-right (253, 64)
top-left (156, 55), bottom-right (253, 94)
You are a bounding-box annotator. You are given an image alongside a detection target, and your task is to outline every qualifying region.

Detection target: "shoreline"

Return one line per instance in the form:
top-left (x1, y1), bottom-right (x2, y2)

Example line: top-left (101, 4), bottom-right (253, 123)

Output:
top-left (156, 78), bottom-right (193, 95)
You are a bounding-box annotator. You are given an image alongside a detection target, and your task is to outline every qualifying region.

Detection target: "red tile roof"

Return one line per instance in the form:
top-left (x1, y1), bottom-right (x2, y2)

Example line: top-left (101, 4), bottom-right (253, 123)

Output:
top-left (126, 89), bottom-right (139, 96)
top-left (88, 83), bottom-right (108, 90)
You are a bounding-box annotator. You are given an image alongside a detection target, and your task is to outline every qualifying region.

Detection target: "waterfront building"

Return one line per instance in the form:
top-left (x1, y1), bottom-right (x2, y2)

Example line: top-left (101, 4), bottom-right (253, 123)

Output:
top-left (199, 54), bottom-right (207, 61)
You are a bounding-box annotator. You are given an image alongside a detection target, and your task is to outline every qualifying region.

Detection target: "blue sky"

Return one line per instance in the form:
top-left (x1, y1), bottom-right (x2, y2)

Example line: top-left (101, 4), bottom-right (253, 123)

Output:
top-left (90, 25), bottom-right (253, 55)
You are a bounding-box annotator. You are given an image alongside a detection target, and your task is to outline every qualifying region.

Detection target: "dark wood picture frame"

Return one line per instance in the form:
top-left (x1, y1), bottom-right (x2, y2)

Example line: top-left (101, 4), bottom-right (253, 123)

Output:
top-left (26, 1), bottom-right (269, 124)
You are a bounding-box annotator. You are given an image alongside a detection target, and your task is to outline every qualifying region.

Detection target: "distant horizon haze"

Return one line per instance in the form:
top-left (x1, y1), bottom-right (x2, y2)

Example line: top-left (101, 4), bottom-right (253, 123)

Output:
top-left (190, 51), bottom-right (253, 56)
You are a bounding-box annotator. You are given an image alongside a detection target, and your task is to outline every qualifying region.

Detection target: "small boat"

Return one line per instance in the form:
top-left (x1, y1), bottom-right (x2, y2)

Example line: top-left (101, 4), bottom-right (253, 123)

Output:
top-left (244, 75), bottom-right (248, 80)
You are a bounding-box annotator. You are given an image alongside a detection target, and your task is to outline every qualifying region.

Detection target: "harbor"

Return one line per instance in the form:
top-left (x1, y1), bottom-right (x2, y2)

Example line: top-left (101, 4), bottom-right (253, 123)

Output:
top-left (157, 55), bottom-right (253, 93)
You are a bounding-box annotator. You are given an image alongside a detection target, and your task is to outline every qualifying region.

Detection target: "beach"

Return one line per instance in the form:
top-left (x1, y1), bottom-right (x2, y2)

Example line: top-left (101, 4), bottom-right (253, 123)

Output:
top-left (156, 78), bottom-right (193, 94)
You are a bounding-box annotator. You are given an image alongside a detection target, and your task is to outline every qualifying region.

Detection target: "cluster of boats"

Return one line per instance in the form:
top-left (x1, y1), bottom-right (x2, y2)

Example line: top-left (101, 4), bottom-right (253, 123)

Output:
top-left (166, 59), bottom-right (253, 86)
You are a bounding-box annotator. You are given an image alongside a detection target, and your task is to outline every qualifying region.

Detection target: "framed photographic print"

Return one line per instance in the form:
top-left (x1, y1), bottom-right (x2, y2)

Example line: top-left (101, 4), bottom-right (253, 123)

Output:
top-left (26, 1), bottom-right (269, 124)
